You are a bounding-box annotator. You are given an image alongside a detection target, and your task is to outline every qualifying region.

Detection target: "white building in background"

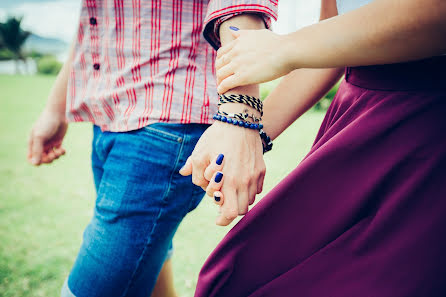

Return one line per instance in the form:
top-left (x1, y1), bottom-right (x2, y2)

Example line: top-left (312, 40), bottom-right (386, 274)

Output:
top-left (0, 59), bottom-right (37, 75)
top-left (273, 0), bottom-right (321, 34)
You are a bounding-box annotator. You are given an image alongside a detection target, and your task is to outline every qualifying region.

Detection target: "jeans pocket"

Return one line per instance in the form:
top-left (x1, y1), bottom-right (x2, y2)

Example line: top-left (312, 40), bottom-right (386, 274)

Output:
top-left (141, 124), bottom-right (184, 143)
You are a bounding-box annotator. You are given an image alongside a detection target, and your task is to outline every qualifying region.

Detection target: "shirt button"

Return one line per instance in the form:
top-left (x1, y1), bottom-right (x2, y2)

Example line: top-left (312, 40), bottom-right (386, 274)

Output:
top-left (89, 17), bottom-right (97, 25)
top-left (93, 63), bottom-right (100, 70)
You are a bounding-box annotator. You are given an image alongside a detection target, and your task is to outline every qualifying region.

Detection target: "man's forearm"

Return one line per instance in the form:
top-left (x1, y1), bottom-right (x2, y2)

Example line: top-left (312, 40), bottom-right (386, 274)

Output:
top-left (217, 14), bottom-right (265, 118)
top-left (45, 38), bottom-right (76, 115)
top-left (219, 14), bottom-right (265, 98)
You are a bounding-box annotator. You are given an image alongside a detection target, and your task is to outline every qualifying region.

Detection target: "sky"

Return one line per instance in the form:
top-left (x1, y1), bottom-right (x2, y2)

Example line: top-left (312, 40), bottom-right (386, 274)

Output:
top-left (0, 0), bottom-right (321, 43)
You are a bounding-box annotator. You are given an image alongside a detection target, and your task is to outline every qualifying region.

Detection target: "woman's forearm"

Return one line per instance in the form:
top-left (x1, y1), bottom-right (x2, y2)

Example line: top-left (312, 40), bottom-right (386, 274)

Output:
top-left (284, 0), bottom-right (446, 69)
top-left (261, 0), bottom-right (342, 140)
top-left (263, 67), bottom-right (343, 140)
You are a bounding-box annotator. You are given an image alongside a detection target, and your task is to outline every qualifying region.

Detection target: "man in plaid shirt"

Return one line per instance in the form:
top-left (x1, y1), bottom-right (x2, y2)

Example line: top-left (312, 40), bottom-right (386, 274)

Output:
top-left (28, 0), bottom-right (277, 296)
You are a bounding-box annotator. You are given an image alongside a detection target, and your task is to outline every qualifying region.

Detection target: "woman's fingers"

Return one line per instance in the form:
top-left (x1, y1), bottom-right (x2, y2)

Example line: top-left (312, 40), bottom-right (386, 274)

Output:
top-left (216, 39), bottom-right (236, 59)
top-left (217, 74), bottom-right (245, 94)
top-left (213, 191), bottom-right (224, 206)
top-left (216, 62), bottom-right (235, 84)
top-left (206, 171), bottom-right (224, 197)
top-left (215, 54), bottom-right (231, 71)
top-left (204, 153), bottom-right (224, 181)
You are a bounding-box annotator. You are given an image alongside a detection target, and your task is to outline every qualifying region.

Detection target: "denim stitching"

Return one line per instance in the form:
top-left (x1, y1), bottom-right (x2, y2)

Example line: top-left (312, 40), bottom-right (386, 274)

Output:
top-left (142, 125), bottom-right (184, 143)
top-left (120, 129), bottom-right (187, 297)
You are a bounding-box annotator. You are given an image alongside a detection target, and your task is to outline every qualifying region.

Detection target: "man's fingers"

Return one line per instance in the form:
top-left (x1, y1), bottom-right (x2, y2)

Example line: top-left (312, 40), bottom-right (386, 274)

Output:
top-left (248, 181), bottom-right (258, 206)
top-left (53, 146), bottom-right (66, 158)
top-left (219, 182), bottom-right (238, 223)
top-left (257, 169), bottom-right (266, 196)
top-left (40, 152), bottom-right (51, 164)
top-left (30, 136), bottom-right (44, 166)
top-left (179, 157), bottom-right (192, 176)
top-left (216, 213), bottom-right (234, 226)
top-left (27, 131), bottom-right (33, 160)
top-left (191, 157), bottom-right (210, 190)
top-left (204, 153), bottom-right (224, 181)
top-left (206, 171), bottom-right (224, 197)
top-left (43, 149), bottom-right (57, 163)
top-left (237, 188), bottom-right (250, 215)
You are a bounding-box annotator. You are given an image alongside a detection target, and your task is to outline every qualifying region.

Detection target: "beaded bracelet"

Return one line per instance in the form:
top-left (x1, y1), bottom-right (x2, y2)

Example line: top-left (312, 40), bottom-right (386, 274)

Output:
top-left (217, 110), bottom-right (261, 123)
top-left (218, 94), bottom-right (263, 116)
top-left (259, 129), bottom-right (273, 154)
top-left (213, 114), bottom-right (263, 130)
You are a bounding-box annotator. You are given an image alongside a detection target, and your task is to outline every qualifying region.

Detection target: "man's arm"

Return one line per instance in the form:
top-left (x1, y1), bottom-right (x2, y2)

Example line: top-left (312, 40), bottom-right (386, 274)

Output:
top-left (27, 38), bottom-right (75, 165)
top-left (180, 13), bottom-right (269, 226)
top-left (182, 0), bottom-right (347, 226)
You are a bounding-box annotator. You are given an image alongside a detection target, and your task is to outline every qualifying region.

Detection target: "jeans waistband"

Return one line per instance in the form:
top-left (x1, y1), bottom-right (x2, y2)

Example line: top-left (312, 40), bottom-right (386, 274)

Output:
top-left (345, 56), bottom-right (446, 91)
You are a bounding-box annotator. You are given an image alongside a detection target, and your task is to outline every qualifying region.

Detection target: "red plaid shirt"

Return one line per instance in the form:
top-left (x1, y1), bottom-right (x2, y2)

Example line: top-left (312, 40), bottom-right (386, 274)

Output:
top-left (66, 0), bottom-right (277, 132)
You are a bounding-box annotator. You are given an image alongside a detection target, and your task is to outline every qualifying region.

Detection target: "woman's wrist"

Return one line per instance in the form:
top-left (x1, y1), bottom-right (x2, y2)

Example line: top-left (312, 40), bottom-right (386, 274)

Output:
top-left (280, 33), bottom-right (303, 72)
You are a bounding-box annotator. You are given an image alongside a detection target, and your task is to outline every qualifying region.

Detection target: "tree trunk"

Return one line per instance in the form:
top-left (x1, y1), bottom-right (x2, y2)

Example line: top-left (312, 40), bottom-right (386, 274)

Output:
top-left (14, 58), bottom-right (20, 75)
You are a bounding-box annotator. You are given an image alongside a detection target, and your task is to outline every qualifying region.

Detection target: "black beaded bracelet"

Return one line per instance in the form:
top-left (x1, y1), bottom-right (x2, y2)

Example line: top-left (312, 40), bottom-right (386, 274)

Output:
top-left (259, 129), bottom-right (273, 154)
top-left (213, 114), bottom-right (263, 130)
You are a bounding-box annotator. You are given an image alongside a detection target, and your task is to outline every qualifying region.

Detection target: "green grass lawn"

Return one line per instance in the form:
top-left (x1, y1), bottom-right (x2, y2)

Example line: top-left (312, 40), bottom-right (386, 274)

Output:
top-left (0, 74), bottom-right (325, 297)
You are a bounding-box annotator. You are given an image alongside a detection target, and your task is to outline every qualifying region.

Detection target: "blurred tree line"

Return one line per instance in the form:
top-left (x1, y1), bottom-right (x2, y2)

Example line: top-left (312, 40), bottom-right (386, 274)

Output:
top-left (0, 16), bottom-right (62, 75)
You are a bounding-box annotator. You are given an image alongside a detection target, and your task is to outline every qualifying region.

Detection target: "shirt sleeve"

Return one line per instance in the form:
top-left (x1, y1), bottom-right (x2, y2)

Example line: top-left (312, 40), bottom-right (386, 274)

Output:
top-left (203, 0), bottom-right (278, 50)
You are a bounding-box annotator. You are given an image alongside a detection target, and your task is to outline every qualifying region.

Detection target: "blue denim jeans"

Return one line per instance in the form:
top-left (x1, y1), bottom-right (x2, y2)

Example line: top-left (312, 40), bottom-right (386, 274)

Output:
top-left (61, 123), bottom-right (208, 297)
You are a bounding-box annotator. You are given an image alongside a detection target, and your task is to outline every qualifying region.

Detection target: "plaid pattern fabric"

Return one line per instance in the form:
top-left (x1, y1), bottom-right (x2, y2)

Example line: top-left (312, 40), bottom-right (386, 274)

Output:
top-left (66, 0), bottom-right (277, 132)
top-left (204, 0), bottom-right (278, 49)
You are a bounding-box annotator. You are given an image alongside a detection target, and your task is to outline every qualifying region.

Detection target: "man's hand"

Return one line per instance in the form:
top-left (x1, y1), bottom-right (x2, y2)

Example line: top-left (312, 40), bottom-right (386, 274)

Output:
top-left (28, 109), bottom-right (68, 166)
top-left (179, 121), bottom-right (265, 226)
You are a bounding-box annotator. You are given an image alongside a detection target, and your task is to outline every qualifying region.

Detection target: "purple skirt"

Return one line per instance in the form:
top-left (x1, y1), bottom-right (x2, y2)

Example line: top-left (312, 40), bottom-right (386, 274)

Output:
top-left (195, 57), bottom-right (446, 297)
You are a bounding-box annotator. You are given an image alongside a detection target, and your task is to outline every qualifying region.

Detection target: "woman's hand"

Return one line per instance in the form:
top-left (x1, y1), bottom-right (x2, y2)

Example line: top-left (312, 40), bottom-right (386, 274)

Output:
top-left (215, 29), bottom-right (293, 94)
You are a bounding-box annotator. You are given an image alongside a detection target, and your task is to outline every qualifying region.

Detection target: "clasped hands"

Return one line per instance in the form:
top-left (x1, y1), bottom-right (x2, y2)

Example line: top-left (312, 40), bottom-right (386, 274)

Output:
top-left (180, 28), bottom-right (290, 226)
top-left (179, 120), bottom-right (265, 226)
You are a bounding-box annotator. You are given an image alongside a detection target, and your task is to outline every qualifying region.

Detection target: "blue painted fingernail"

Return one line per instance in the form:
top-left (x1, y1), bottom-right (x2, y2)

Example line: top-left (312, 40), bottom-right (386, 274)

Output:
top-left (214, 194), bottom-right (221, 202)
top-left (229, 26), bottom-right (239, 31)
top-left (215, 172), bottom-right (223, 183)
top-left (216, 154), bottom-right (224, 165)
